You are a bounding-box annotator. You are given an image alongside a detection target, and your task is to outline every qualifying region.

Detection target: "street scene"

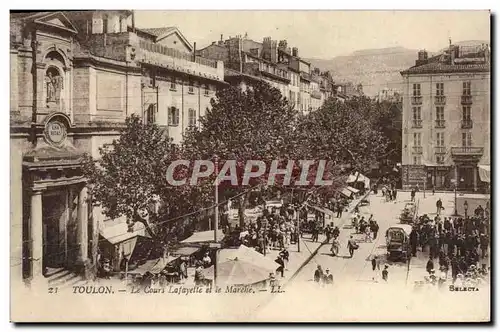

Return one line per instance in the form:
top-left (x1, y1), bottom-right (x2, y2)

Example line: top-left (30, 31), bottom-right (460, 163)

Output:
top-left (9, 10), bottom-right (490, 322)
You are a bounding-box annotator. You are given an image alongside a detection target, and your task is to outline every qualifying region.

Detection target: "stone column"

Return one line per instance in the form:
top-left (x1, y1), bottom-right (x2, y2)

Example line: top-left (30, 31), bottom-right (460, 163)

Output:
top-left (454, 165), bottom-right (458, 183)
top-left (30, 190), bottom-right (44, 287)
top-left (77, 186), bottom-right (89, 265)
top-left (473, 167), bottom-right (478, 192)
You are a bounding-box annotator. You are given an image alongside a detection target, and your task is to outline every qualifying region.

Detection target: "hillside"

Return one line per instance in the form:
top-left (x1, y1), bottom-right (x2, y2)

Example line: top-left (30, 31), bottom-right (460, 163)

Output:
top-left (307, 41), bottom-right (489, 97)
top-left (307, 47), bottom-right (419, 97)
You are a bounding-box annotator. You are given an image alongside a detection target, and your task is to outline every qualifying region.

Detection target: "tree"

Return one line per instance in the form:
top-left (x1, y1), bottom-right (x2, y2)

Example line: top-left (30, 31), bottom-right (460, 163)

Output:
top-left (82, 114), bottom-right (209, 247)
top-left (295, 96), bottom-right (390, 193)
top-left (182, 81), bottom-right (300, 226)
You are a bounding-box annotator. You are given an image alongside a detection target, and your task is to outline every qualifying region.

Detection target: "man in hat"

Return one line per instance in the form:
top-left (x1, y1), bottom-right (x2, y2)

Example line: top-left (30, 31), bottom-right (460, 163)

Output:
top-left (324, 268), bottom-right (334, 285)
top-left (382, 265), bottom-right (389, 282)
top-left (275, 253), bottom-right (285, 278)
top-left (314, 265), bottom-right (323, 283)
top-left (347, 236), bottom-right (358, 258)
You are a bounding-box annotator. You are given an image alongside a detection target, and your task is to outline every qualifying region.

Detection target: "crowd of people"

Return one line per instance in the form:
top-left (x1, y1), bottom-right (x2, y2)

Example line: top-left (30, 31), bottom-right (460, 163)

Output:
top-left (410, 202), bottom-right (490, 289)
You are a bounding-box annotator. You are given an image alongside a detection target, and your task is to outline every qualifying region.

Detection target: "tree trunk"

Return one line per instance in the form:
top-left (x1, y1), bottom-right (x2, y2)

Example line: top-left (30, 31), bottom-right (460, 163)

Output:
top-left (238, 192), bottom-right (249, 228)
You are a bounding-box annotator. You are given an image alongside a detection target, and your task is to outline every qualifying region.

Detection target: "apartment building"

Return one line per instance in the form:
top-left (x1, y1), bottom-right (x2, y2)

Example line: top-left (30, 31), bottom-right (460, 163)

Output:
top-left (400, 43), bottom-right (490, 191)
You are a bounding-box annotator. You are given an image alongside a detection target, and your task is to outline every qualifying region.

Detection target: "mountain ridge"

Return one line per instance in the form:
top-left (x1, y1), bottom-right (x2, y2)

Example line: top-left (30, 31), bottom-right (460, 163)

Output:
top-left (306, 40), bottom-right (489, 97)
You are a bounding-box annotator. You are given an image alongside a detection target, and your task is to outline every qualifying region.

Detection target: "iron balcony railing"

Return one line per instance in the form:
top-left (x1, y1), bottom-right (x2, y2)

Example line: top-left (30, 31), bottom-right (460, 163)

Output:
top-left (435, 119), bottom-right (446, 128)
top-left (411, 96), bottom-right (422, 105)
top-left (461, 95), bottom-right (473, 105)
top-left (461, 119), bottom-right (473, 129)
top-left (434, 96), bottom-right (446, 105)
top-left (412, 119), bottom-right (423, 128)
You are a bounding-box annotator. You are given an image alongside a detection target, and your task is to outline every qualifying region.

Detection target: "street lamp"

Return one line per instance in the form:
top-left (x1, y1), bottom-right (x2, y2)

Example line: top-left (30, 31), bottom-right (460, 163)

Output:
top-left (453, 178), bottom-right (465, 216)
top-left (464, 200), bottom-right (469, 219)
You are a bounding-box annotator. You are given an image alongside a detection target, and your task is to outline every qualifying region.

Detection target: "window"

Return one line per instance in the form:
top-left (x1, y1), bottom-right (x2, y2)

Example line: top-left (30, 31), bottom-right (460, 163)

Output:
top-left (436, 155), bottom-right (445, 164)
top-left (413, 155), bottom-right (422, 165)
top-left (462, 132), bottom-right (472, 147)
top-left (413, 132), bottom-right (421, 146)
top-left (412, 107), bottom-right (421, 120)
top-left (188, 108), bottom-right (196, 127)
top-left (145, 104), bottom-right (156, 124)
top-left (436, 132), bottom-right (444, 146)
top-left (204, 84), bottom-right (210, 96)
top-left (436, 106), bottom-right (444, 120)
top-left (170, 78), bottom-right (177, 91)
top-left (188, 81), bottom-right (195, 94)
top-left (462, 106), bottom-right (471, 120)
top-left (436, 83), bottom-right (444, 96)
top-left (463, 81), bottom-right (471, 96)
top-left (412, 83), bottom-right (421, 96)
top-left (168, 107), bottom-right (180, 126)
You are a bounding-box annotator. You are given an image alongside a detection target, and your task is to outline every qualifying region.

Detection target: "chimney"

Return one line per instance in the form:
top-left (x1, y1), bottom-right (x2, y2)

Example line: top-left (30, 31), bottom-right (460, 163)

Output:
top-left (193, 42), bottom-right (197, 61)
top-left (221, 34), bottom-right (223, 42)
top-left (212, 41), bottom-right (215, 45)
top-left (292, 47), bottom-right (298, 57)
top-left (415, 50), bottom-right (428, 66)
top-left (450, 44), bottom-right (457, 64)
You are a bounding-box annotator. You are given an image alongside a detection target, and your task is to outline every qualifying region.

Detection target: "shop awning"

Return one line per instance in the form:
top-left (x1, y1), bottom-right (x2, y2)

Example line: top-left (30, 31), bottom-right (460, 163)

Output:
top-left (172, 246), bottom-right (200, 257)
top-left (339, 187), bottom-right (353, 198)
top-left (131, 258), bottom-right (169, 275)
top-left (478, 165), bottom-right (490, 183)
top-left (180, 230), bottom-right (225, 244)
top-left (308, 205), bottom-right (335, 216)
top-left (99, 217), bottom-right (148, 245)
top-left (346, 186), bottom-right (360, 194)
top-left (346, 172), bottom-right (370, 189)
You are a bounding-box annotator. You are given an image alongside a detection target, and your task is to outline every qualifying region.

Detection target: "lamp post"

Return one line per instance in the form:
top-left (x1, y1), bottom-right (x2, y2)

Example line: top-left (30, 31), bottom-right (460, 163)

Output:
top-left (213, 154), bottom-right (219, 288)
top-left (464, 200), bottom-right (469, 219)
top-left (453, 178), bottom-right (465, 216)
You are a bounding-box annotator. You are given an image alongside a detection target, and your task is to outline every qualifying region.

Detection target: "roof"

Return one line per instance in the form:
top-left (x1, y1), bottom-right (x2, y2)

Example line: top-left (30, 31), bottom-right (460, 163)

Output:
top-left (401, 59), bottom-right (490, 75)
top-left (139, 27), bottom-right (176, 38)
top-left (180, 230), bottom-right (224, 244)
top-left (99, 217), bottom-right (148, 245)
top-left (388, 224), bottom-right (413, 235)
top-left (136, 26), bottom-right (193, 52)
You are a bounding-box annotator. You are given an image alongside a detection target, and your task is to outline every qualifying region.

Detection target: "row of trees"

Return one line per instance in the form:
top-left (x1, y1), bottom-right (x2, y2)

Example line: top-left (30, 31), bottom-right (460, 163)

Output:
top-left (83, 81), bottom-right (398, 245)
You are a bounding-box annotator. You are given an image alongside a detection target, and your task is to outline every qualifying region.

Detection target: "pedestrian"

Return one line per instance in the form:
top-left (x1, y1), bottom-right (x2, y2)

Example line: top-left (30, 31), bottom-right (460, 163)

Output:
top-left (280, 248), bottom-right (290, 270)
top-left (323, 268), bottom-right (334, 285)
top-left (410, 188), bottom-right (416, 202)
top-left (370, 221), bottom-right (379, 240)
top-left (275, 254), bottom-right (285, 278)
top-left (382, 264), bottom-right (389, 282)
top-left (393, 188), bottom-right (398, 201)
top-left (364, 224), bottom-right (372, 243)
top-left (347, 236), bottom-right (358, 258)
top-left (436, 198), bottom-right (443, 215)
top-left (336, 202), bottom-right (343, 218)
top-left (426, 257), bottom-right (434, 275)
top-left (314, 265), bottom-right (323, 283)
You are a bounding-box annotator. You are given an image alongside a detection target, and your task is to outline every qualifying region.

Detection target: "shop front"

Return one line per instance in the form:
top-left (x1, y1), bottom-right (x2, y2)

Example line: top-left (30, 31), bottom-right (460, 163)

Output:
top-left (424, 164), bottom-right (453, 190)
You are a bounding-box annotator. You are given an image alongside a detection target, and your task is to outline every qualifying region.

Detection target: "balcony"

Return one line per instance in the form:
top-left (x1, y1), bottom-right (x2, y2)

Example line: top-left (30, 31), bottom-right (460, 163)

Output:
top-left (461, 119), bottom-right (473, 129)
top-left (435, 146), bottom-right (446, 154)
top-left (451, 147), bottom-right (483, 156)
top-left (411, 96), bottom-right (422, 105)
top-left (135, 39), bottom-right (224, 81)
top-left (461, 95), bottom-right (473, 105)
top-left (412, 119), bottom-right (422, 128)
top-left (412, 146), bottom-right (423, 154)
top-left (311, 90), bottom-right (322, 99)
top-left (434, 96), bottom-right (446, 105)
top-left (435, 119), bottom-right (446, 128)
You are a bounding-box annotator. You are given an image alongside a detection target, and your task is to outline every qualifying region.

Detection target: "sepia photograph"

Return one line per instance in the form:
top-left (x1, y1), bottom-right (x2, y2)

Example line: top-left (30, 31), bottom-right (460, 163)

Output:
top-left (8, 9), bottom-right (491, 322)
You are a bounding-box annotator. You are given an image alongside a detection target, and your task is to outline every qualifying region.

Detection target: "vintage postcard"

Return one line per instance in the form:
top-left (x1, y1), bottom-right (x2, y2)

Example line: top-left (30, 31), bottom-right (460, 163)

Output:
top-left (10, 10), bottom-right (491, 322)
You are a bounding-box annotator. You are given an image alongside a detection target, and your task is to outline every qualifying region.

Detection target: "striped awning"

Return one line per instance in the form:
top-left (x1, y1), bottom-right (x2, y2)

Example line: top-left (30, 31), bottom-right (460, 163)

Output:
top-left (478, 165), bottom-right (490, 183)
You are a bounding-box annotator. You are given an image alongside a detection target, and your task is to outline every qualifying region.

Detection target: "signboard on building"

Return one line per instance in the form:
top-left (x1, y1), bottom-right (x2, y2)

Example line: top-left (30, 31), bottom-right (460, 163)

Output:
top-left (44, 119), bottom-right (67, 146)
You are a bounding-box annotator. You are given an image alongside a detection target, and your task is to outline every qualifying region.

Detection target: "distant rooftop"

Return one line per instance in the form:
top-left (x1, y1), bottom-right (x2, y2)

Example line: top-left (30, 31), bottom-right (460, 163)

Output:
top-left (401, 43), bottom-right (490, 75)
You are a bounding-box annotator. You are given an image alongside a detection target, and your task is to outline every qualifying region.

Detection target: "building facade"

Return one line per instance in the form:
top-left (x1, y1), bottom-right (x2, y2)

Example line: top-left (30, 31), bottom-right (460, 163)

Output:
top-left (10, 10), bottom-right (225, 288)
top-left (400, 43), bottom-right (490, 191)
top-left (198, 35), bottom-right (330, 114)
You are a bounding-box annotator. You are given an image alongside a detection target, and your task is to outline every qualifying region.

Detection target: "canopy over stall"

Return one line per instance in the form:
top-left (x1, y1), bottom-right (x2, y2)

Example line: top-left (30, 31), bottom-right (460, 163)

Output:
top-left (478, 165), bottom-right (490, 183)
top-left (346, 172), bottom-right (371, 189)
top-left (180, 230), bottom-right (225, 244)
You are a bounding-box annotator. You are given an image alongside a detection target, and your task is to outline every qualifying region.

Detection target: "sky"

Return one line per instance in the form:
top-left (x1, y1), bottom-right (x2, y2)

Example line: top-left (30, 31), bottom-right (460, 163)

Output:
top-left (135, 10), bottom-right (490, 59)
